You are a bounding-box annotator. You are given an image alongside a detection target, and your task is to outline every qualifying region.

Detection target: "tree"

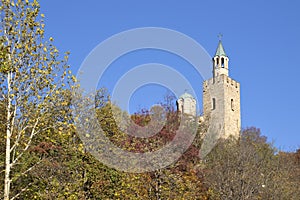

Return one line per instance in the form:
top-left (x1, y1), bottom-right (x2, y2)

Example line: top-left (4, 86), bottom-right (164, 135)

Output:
top-left (204, 127), bottom-right (299, 200)
top-left (0, 0), bottom-right (73, 199)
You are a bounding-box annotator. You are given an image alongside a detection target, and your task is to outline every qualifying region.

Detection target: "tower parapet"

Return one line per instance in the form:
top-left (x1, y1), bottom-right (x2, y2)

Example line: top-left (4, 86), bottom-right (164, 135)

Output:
top-left (204, 75), bottom-right (240, 89)
top-left (203, 40), bottom-right (241, 139)
top-left (176, 39), bottom-right (241, 140)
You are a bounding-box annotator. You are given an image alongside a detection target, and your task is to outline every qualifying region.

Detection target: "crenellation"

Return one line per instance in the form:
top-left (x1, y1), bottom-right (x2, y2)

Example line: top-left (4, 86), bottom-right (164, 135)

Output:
top-left (202, 40), bottom-right (241, 140)
top-left (178, 40), bottom-right (241, 140)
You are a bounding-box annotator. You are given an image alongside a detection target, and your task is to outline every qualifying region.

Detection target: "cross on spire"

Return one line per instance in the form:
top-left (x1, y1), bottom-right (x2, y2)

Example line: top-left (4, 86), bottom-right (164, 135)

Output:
top-left (218, 33), bottom-right (223, 41)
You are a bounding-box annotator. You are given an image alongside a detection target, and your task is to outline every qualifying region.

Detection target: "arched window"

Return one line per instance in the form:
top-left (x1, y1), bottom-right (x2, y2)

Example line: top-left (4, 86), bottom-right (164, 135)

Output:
top-left (231, 99), bottom-right (234, 111)
top-left (221, 57), bottom-right (225, 68)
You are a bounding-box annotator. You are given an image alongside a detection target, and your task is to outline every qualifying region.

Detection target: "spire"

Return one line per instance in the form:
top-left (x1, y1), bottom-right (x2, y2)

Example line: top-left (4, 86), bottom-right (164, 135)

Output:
top-left (213, 36), bottom-right (229, 77)
top-left (215, 40), bottom-right (227, 57)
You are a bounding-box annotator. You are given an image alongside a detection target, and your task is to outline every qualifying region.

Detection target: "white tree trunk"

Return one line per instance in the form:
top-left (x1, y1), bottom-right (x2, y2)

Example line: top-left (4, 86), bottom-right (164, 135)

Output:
top-left (4, 72), bottom-right (12, 200)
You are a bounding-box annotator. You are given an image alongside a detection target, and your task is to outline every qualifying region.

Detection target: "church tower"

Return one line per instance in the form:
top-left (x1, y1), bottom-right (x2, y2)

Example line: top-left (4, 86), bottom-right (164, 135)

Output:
top-left (203, 40), bottom-right (241, 139)
top-left (177, 92), bottom-right (196, 117)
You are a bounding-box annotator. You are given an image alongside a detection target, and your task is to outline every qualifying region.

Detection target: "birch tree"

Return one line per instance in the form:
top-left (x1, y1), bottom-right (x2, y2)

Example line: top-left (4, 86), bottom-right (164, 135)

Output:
top-left (0, 0), bottom-right (73, 199)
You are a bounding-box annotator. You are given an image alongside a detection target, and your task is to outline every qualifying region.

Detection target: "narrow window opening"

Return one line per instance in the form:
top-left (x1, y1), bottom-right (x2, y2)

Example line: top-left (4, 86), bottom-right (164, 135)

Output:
top-left (221, 58), bottom-right (225, 68)
top-left (212, 98), bottom-right (216, 110)
top-left (231, 99), bottom-right (234, 111)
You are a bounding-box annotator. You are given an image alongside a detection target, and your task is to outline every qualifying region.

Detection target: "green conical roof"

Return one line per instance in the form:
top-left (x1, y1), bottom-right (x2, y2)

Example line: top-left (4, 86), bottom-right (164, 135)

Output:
top-left (215, 40), bottom-right (227, 57)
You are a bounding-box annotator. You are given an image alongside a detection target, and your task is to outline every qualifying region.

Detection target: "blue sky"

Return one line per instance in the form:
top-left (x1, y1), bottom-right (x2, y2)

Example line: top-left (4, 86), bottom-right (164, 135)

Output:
top-left (39, 0), bottom-right (300, 151)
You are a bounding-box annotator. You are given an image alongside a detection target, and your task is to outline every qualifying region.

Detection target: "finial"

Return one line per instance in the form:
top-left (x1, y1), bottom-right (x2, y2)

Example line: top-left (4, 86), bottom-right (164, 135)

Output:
top-left (218, 33), bottom-right (223, 41)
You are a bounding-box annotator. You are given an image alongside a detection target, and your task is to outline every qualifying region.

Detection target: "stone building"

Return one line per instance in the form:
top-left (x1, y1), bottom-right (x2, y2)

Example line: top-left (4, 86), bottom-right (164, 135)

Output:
top-left (176, 92), bottom-right (197, 117)
top-left (203, 40), bottom-right (241, 139)
top-left (177, 40), bottom-right (241, 139)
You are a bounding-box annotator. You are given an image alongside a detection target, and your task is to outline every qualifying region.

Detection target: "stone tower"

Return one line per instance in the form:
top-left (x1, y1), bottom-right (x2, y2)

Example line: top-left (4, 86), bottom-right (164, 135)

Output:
top-left (177, 92), bottom-right (196, 117)
top-left (203, 40), bottom-right (241, 139)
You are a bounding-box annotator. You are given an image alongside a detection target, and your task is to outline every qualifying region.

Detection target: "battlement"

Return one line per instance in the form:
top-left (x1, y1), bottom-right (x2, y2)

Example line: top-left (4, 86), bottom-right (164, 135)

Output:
top-left (201, 40), bottom-right (241, 140)
top-left (203, 75), bottom-right (240, 89)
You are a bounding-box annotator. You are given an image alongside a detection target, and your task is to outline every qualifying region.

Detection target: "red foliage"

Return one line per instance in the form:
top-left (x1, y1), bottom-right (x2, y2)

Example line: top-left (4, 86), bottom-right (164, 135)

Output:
top-left (30, 142), bottom-right (61, 155)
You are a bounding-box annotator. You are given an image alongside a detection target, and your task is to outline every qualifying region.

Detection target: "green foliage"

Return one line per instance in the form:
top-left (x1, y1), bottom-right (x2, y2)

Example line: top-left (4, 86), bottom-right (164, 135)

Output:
top-left (0, 1), bottom-right (299, 199)
top-left (0, 0), bottom-right (75, 199)
top-left (204, 127), bottom-right (300, 200)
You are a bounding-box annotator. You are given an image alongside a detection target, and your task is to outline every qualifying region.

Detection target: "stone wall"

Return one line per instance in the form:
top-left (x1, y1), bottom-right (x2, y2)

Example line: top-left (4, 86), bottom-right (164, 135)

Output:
top-left (203, 74), bottom-right (241, 139)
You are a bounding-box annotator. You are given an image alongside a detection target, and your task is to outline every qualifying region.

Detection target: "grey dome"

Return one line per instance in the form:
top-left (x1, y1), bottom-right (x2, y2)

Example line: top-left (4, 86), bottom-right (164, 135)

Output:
top-left (179, 92), bottom-right (195, 99)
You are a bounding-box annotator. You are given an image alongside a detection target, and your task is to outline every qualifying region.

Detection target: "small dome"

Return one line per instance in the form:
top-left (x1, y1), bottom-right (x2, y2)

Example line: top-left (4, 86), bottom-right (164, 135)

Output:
top-left (179, 92), bottom-right (195, 99)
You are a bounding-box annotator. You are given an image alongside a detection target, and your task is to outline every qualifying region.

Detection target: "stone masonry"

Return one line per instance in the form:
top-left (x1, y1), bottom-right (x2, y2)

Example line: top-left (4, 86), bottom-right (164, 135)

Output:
top-left (202, 40), bottom-right (241, 139)
top-left (177, 40), bottom-right (241, 139)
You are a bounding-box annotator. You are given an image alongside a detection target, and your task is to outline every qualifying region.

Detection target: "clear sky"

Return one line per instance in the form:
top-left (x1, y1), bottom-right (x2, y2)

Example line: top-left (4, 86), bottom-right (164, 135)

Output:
top-left (39, 0), bottom-right (300, 151)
